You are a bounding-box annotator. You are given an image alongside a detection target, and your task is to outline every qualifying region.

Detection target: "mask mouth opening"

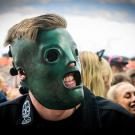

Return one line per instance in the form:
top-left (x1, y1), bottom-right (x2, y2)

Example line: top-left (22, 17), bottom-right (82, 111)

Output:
top-left (63, 71), bottom-right (82, 89)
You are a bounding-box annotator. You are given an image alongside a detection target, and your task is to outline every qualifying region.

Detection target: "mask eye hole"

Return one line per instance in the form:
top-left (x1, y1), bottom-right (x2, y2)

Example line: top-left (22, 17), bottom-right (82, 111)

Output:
top-left (45, 48), bottom-right (61, 63)
top-left (75, 49), bottom-right (79, 56)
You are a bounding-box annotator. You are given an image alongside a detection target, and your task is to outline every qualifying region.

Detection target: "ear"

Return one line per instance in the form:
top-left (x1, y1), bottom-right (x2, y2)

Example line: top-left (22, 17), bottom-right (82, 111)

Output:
top-left (18, 68), bottom-right (26, 81)
top-left (18, 69), bottom-right (28, 95)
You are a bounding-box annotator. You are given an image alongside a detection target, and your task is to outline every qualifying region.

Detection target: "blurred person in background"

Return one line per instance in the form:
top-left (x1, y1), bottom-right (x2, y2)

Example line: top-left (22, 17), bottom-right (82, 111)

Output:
top-left (111, 72), bottom-right (131, 86)
top-left (126, 57), bottom-right (135, 70)
top-left (79, 50), bottom-right (112, 97)
top-left (0, 75), bottom-right (7, 103)
top-left (107, 82), bottom-right (135, 115)
top-left (126, 69), bottom-right (135, 87)
top-left (109, 56), bottom-right (129, 74)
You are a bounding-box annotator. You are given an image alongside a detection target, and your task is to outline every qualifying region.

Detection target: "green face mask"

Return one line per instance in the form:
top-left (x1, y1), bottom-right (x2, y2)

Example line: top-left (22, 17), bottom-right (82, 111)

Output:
top-left (11, 28), bottom-right (84, 109)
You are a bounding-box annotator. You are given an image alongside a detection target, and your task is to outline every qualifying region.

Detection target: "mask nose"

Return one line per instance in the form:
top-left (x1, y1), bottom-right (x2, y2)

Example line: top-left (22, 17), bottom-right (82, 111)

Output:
top-left (68, 61), bottom-right (76, 68)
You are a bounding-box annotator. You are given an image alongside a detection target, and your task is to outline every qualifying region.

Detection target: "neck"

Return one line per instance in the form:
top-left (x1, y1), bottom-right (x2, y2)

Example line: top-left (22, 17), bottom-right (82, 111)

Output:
top-left (29, 91), bottom-right (80, 121)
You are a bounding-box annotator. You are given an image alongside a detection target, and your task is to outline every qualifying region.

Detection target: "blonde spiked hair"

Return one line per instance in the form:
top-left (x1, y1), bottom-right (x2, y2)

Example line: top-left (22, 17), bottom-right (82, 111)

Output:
top-left (4, 14), bottom-right (67, 46)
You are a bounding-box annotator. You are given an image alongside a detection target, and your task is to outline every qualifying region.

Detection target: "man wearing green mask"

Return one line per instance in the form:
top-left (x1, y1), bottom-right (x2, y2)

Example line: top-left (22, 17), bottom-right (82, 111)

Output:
top-left (0, 14), bottom-right (134, 131)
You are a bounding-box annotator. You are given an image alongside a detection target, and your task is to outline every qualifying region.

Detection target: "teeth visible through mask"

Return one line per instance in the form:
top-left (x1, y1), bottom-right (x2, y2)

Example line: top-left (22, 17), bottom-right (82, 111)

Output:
top-left (64, 73), bottom-right (76, 88)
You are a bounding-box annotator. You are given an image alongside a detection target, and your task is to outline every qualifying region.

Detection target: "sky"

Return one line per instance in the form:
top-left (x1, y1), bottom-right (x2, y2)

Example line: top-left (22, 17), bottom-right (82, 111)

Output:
top-left (0, 0), bottom-right (135, 58)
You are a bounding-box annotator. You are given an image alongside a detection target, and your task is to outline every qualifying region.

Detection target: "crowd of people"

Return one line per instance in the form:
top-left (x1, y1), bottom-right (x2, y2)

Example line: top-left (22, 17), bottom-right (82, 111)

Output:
top-left (0, 13), bottom-right (135, 131)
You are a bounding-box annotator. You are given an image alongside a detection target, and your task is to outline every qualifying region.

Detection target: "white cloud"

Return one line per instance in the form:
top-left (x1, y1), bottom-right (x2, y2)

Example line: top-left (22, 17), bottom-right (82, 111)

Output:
top-left (0, 11), bottom-right (135, 58)
top-left (67, 15), bottom-right (135, 57)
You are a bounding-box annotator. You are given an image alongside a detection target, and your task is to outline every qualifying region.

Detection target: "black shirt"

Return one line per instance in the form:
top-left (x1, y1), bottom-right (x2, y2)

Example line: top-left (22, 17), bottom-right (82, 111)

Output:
top-left (0, 87), bottom-right (134, 131)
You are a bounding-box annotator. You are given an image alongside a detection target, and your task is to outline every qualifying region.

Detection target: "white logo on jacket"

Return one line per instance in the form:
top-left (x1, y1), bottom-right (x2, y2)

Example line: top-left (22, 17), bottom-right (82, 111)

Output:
top-left (21, 100), bottom-right (31, 125)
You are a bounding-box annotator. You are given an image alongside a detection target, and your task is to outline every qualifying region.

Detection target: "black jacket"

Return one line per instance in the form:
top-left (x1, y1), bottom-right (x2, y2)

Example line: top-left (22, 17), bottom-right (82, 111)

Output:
top-left (0, 87), bottom-right (134, 131)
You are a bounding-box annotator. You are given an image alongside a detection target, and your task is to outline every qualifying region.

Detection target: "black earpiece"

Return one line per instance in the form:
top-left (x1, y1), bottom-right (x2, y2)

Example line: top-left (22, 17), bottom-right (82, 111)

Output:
top-left (19, 81), bottom-right (29, 95)
top-left (19, 86), bottom-right (29, 95)
top-left (10, 67), bottom-right (18, 76)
